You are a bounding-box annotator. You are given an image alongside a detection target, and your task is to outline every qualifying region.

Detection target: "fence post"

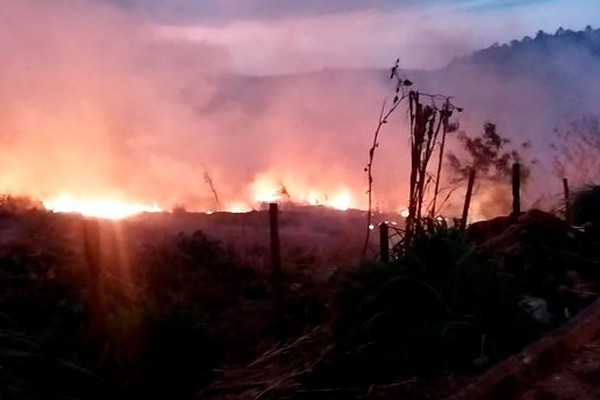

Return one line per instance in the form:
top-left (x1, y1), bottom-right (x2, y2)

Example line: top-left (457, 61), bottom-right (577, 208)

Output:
top-left (563, 177), bottom-right (571, 224)
top-left (269, 203), bottom-right (281, 276)
top-left (379, 222), bottom-right (389, 262)
top-left (269, 203), bottom-right (284, 335)
top-left (460, 167), bottom-right (476, 231)
top-left (512, 163), bottom-right (521, 217)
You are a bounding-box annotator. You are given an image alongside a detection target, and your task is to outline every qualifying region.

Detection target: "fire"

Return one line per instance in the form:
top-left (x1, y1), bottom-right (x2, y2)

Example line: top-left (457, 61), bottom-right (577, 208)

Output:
top-left (329, 192), bottom-right (352, 211)
top-left (226, 202), bottom-right (253, 213)
top-left (43, 195), bottom-right (162, 220)
top-left (249, 173), bottom-right (357, 211)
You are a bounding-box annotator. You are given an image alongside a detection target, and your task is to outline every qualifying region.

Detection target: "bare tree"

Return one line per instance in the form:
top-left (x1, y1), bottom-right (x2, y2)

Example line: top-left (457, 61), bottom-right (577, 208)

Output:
top-left (362, 60), bottom-right (462, 258)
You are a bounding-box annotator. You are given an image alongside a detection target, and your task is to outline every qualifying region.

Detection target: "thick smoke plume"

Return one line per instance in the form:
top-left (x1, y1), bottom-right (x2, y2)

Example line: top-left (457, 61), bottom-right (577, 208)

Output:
top-left (0, 0), bottom-right (226, 207)
top-left (2, 1), bottom-right (600, 218)
top-left (0, 0), bottom-right (411, 212)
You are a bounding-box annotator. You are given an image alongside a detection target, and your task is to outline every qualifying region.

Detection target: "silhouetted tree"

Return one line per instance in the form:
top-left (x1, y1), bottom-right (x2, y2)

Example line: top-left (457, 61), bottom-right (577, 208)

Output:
top-left (447, 122), bottom-right (530, 184)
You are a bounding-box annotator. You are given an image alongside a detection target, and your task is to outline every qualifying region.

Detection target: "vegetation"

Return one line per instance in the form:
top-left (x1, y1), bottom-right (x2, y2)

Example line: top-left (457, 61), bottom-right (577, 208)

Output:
top-left (4, 26), bottom-right (600, 400)
top-left (447, 122), bottom-right (530, 185)
top-left (569, 184), bottom-right (600, 226)
top-left (363, 61), bottom-right (462, 256)
top-left (0, 187), bottom-right (600, 399)
top-left (312, 226), bottom-right (542, 387)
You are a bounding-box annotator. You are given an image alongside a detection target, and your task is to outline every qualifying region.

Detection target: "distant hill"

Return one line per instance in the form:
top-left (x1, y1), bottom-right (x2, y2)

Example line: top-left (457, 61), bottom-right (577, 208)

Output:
top-left (448, 26), bottom-right (600, 75)
top-left (415, 26), bottom-right (600, 146)
top-left (213, 25), bottom-right (600, 142)
top-left (200, 25), bottom-right (600, 209)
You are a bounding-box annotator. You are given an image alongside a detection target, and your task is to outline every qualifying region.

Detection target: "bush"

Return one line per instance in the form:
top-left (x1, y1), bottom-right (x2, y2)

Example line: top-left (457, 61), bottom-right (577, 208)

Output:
top-left (131, 306), bottom-right (221, 399)
top-left (570, 184), bottom-right (600, 226)
top-left (308, 226), bottom-right (542, 387)
top-left (100, 304), bottom-right (221, 399)
top-left (0, 315), bottom-right (101, 400)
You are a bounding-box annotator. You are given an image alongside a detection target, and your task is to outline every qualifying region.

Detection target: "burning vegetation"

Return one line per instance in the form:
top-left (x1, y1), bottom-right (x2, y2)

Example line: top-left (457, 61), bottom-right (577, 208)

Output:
top-left (3, 1), bottom-right (600, 399)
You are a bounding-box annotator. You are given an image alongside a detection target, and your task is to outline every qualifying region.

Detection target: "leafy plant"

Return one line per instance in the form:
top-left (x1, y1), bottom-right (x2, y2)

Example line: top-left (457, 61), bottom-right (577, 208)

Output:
top-left (309, 227), bottom-right (541, 387)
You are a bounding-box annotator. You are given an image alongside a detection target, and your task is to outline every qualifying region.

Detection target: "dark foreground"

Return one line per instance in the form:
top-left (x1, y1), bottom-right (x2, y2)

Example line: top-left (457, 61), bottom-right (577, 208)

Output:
top-left (1, 207), bottom-right (600, 399)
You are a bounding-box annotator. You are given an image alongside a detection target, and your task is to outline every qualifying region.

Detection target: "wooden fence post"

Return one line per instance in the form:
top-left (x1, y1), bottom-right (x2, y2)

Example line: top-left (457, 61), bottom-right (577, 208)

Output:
top-left (460, 167), bottom-right (476, 231)
top-left (563, 177), bottom-right (571, 224)
top-left (269, 203), bottom-right (284, 335)
top-left (379, 222), bottom-right (389, 262)
top-left (512, 163), bottom-right (521, 217)
top-left (269, 203), bottom-right (281, 276)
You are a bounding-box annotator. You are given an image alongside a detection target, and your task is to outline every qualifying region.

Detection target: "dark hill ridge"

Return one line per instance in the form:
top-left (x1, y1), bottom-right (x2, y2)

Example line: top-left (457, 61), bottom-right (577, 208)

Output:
top-left (212, 24), bottom-right (600, 127)
top-left (448, 26), bottom-right (600, 74)
top-left (220, 25), bottom-right (600, 89)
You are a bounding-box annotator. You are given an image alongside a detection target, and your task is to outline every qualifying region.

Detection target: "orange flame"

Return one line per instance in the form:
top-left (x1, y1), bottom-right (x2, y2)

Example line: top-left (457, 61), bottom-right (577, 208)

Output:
top-left (43, 195), bottom-right (162, 220)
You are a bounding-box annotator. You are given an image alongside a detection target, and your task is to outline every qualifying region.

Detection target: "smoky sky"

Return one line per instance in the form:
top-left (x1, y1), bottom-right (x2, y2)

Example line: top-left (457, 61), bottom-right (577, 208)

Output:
top-left (143, 0), bottom-right (599, 74)
top-left (1, 0), bottom-right (599, 217)
top-left (107, 0), bottom-right (556, 24)
top-left (105, 0), bottom-right (429, 23)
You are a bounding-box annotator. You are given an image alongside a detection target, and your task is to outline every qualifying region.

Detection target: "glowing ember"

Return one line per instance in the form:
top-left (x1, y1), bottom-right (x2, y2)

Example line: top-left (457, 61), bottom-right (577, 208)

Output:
top-left (226, 202), bottom-right (253, 213)
top-left (400, 209), bottom-right (410, 218)
top-left (251, 175), bottom-right (355, 211)
top-left (329, 192), bottom-right (352, 211)
top-left (43, 195), bottom-right (162, 220)
top-left (254, 192), bottom-right (281, 204)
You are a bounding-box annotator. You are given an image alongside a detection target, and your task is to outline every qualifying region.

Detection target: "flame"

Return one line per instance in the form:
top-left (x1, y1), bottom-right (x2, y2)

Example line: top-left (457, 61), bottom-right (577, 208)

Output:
top-left (226, 202), bottom-right (253, 213)
top-left (328, 192), bottom-right (352, 211)
top-left (248, 173), bottom-right (357, 211)
top-left (43, 195), bottom-right (162, 220)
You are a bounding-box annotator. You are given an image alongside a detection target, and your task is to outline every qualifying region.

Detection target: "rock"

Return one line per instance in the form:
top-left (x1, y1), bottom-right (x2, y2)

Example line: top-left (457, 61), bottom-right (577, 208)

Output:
top-left (520, 295), bottom-right (554, 325)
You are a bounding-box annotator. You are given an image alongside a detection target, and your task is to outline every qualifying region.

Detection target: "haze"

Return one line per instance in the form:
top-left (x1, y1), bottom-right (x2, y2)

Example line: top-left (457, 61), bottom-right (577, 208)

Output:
top-left (0, 0), bottom-right (598, 216)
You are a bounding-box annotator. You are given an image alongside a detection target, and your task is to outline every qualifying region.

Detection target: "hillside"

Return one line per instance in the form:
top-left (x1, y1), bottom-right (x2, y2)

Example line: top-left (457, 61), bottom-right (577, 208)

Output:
top-left (202, 25), bottom-right (600, 211)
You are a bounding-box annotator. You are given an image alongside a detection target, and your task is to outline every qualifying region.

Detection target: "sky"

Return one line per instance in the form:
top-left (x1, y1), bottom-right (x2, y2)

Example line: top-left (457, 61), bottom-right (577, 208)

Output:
top-left (117, 0), bottom-right (600, 74)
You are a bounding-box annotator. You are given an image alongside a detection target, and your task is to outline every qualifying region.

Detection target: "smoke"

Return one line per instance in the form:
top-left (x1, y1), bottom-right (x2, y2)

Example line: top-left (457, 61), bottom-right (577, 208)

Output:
top-left (0, 0), bottom-right (412, 212)
top-left (0, 0), bottom-right (227, 208)
top-left (1, 0), bottom-right (599, 217)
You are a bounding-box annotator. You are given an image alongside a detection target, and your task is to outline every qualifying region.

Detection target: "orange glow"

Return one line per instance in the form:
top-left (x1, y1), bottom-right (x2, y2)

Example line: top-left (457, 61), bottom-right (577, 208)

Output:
top-left (226, 202), bottom-right (253, 213)
top-left (328, 191), bottom-right (352, 211)
top-left (251, 176), bottom-right (283, 204)
top-left (43, 195), bottom-right (162, 220)
top-left (249, 174), bottom-right (357, 211)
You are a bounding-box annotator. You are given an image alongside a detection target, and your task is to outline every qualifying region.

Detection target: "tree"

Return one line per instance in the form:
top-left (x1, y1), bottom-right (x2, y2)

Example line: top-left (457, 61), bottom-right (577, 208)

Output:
top-left (535, 30), bottom-right (546, 40)
top-left (445, 123), bottom-right (531, 219)
top-left (447, 122), bottom-right (528, 183)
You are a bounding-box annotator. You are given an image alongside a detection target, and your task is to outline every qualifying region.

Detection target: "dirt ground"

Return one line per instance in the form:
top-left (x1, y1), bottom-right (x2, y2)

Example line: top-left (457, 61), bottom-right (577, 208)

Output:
top-left (518, 334), bottom-right (600, 400)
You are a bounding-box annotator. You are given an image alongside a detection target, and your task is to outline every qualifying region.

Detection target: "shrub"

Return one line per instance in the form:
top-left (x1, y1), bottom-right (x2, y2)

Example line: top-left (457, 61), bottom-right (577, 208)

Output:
top-left (308, 226), bottom-right (541, 387)
top-left (131, 306), bottom-right (221, 399)
top-left (569, 184), bottom-right (600, 226)
top-left (100, 304), bottom-right (221, 399)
